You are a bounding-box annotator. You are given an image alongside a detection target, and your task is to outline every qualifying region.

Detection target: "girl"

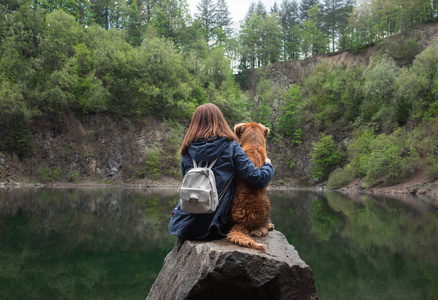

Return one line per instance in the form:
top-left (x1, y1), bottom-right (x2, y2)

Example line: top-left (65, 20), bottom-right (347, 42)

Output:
top-left (168, 103), bottom-right (274, 240)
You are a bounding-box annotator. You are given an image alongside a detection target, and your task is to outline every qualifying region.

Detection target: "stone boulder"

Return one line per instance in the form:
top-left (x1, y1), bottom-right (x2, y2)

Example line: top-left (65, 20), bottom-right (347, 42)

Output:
top-left (146, 230), bottom-right (318, 300)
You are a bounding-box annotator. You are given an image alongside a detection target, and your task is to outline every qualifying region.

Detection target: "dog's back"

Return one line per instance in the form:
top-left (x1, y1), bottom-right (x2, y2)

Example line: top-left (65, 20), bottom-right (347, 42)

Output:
top-left (226, 123), bottom-right (273, 253)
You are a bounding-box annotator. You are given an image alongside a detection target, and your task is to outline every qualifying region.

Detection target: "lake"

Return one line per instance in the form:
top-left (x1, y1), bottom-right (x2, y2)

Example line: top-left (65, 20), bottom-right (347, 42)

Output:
top-left (0, 188), bottom-right (437, 299)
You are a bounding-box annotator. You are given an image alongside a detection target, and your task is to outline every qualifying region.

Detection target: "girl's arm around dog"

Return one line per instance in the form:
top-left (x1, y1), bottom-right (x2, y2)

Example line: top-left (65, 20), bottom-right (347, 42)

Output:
top-left (232, 142), bottom-right (275, 188)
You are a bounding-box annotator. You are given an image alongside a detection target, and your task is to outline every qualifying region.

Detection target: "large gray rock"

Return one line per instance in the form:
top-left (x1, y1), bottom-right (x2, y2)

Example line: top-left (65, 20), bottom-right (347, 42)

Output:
top-left (146, 230), bottom-right (318, 300)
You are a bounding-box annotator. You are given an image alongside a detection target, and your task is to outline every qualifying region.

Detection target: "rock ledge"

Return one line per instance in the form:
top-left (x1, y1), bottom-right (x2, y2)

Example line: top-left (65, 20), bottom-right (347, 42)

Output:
top-left (146, 230), bottom-right (318, 300)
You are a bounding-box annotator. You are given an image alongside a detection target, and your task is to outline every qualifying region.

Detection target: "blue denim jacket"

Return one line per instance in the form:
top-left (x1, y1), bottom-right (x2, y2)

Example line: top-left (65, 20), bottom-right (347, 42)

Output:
top-left (168, 137), bottom-right (275, 240)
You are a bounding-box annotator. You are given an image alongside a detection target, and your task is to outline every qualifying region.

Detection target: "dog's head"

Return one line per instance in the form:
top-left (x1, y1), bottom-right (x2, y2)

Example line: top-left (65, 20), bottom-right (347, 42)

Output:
top-left (234, 123), bottom-right (269, 147)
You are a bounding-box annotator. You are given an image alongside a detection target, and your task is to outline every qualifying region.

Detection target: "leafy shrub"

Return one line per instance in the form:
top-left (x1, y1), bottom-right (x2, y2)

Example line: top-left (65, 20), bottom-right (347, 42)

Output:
top-left (145, 151), bottom-right (161, 180)
top-left (278, 84), bottom-right (302, 137)
top-left (360, 56), bottom-right (399, 128)
top-left (39, 166), bottom-right (62, 181)
top-left (5, 125), bottom-right (34, 158)
top-left (301, 63), bottom-right (364, 131)
top-left (310, 134), bottom-right (344, 180)
top-left (396, 38), bottom-right (438, 122)
top-left (67, 171), bottom-right (79, 182)
top-left (327, 165), bottom-right (358, 189)
top-left (347, 129), bottom-right (414, 186)
top-left (426, 156), bottom-right (438, 179)
top-left (347, 129), bottom-right (376, 176)
top-left (390, 38), bottom-right (420, 64)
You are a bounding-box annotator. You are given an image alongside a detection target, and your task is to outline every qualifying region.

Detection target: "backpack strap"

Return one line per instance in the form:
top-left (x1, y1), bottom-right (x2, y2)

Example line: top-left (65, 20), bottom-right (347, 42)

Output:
top-left (192, 158), bottom-right (218, 169)
top-left (218, 175), bottom-right (235, 200)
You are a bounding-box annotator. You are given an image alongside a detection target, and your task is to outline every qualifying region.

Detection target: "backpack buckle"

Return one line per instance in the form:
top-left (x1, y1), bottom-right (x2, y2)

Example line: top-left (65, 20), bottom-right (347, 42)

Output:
top-left (189, 194), bottom-right (199, 206)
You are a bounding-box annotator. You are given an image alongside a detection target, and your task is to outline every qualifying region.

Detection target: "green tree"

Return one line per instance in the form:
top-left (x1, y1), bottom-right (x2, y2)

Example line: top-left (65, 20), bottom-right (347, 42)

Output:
top-left (310, 134), bottom-right (344, 180)
top-left (195, 0), bottom-right (216, 43)
top-left (279, 0), bottom-right (301, 60)
top-left (361, 56), bottom-right (399, 131)
top-left (397, 38), bottom-right (438, 122)
top-left (239, 12), bottom-right (263, 69)
top-left (127, 0), bottom-right (143, 46)
top-left (320, 0), bottom-right (353, 52)
top-left (278, 83), bottom-right (302, 137)
top-left (252, 78), bottom-right (274, 127)
top-left (299, 0), bottom-right (318, 20)
top-left (255, 0), bottom-right (267, 17)
top-left (214, 0), bottom-right (233, 46)
top-left (151, 0), bottom-right (190, 45)
top-left (301, 5), bottom-right (328, 57)
top-left (259, 13), bottom-right (282, 65)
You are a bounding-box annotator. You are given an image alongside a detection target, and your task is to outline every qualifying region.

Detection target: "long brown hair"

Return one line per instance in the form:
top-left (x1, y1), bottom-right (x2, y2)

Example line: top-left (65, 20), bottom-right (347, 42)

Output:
top-left (179, 103), bottom-right (238, 156)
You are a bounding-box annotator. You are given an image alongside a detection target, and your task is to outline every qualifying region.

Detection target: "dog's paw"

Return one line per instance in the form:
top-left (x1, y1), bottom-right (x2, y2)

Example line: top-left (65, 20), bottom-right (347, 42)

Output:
top-left (253, 243), bottom-right (267, 253)
top-left (250, 227), bottom-right (268, 237)
top-left (268, 223), bottom-right (274, 231)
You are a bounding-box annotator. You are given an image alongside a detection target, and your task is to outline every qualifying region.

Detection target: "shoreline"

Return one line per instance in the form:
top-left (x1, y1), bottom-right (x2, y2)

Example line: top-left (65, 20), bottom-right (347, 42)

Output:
top-left (2, 178), bottom-right (438, 208)
top-left (2, 176), bottom-right (438, 196)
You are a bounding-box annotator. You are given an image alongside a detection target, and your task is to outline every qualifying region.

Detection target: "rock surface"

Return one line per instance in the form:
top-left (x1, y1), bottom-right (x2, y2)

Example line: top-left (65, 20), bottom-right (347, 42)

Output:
top-left (146, 230), bottom-right (318, 300)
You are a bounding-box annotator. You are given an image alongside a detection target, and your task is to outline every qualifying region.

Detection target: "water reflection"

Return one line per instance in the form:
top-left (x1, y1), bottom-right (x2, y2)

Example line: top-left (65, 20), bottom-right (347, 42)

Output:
top-left (0, 188), bottom-right (178, 300)
top-left (268, 190), bottom-right (438, 300)
top-left (0, 188), bottom-right (437, 300)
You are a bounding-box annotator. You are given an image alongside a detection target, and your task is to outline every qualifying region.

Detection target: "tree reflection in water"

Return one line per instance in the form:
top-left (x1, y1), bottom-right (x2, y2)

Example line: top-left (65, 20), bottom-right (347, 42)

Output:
top-left (0, 188), bottom-right (178, 300)
top-left (268, 190), bottom-right (438, 300)
top-left (0, 188), bottom-right (437, 299)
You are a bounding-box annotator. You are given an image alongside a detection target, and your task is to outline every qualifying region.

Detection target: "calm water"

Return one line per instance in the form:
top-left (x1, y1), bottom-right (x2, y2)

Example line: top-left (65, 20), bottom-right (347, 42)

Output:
top-left (0, 188), bottom-right (437, 300)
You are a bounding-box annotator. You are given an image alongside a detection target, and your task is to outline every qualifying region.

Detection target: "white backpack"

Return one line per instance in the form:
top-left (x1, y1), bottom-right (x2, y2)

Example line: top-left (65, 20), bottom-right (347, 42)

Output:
top-left (179, 158), bottom-right (233, 214)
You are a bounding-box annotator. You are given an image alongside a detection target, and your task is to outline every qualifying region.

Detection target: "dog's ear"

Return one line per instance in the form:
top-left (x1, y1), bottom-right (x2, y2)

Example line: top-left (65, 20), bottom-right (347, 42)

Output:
top-left (261, 124), bottom-right (270, 138)
top-left (234, 123), bottom-right (247, 139)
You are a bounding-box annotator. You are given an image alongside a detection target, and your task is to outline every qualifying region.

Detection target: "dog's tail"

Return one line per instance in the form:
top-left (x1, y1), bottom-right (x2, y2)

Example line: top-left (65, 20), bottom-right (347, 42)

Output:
top-left (226, 226), bottom-right (267, 253)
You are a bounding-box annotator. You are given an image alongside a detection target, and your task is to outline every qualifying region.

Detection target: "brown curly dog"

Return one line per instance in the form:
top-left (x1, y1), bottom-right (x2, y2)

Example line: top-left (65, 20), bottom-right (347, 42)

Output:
top-left (226, 122), bottom-right (274, 253)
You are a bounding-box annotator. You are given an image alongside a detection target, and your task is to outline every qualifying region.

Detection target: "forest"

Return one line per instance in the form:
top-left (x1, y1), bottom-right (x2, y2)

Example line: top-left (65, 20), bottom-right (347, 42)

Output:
top-left (1, 0), bottom-right (438, 187)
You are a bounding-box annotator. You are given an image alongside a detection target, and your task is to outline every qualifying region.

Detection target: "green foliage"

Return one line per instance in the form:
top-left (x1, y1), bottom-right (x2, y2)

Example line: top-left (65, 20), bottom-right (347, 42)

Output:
top-left (278, 83), bottom-right (302, 137)
top-left (390, 38), bottom-right (420, 64)
top-left (67, 171), bottom-right (79, 182)
top-left (5, 126), bottom-right (34, 158)
top-left (348, 129), bottom-right (376, 176)
top-left (397, 38), bottom-right (438, 122)
top-left (301, 5), bottom-right (329, 57)
top-left (251, 77), bottom-right (275, 128)
top-left (327, 164), bottom-right (357, 189)
top-left (291, 128), bottom-right (303, 144)
top-left (76, 72), bottom-right (110, 114)
top-left (0, 78), bottom-right (26, 124)
top-left (310, 134), bottom-right (344, 180)
top-left (347, 129), bottom-right (414, 186)
top-left (161, 120), bottom-right (185, 178)
top-left (309, 198), bottom-right (343, 241)
top-left (301, 63), bottom-right (364, 131)
top-left (259, 14), bottom-right (282, 64)
top-left (38, 166), bottom-right (62, 181)
top-left (426, 156), bottom-right (438, 179)
top-left (145, 151), bottom-right (161, 180)
top-left (360, 56), bottom-right (400, 131)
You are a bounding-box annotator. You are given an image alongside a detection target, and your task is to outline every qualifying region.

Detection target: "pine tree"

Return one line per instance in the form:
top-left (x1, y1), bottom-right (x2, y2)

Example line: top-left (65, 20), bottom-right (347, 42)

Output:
top-left (244, 2), bottom-right (256, 22)
top-left (299, 0), bottom-right (318, 20)
top-left (271, 1), bottom-right (279, 14)
top-left (320, 0), bottom-right (352, 52)
top-left (259, 14), bottom-right (282, 65)
top-left (239, 12), bottom-right (263, 69)
top-left (152, 0), bottom-right (190, 44)
top-left (195, 0), bottom-right (216, 42)
top-left (279, 0), bottom-right (301, 59)
top-left (214, 0), bottom-right (233, 45)
top-left (255, 0), bottom-right (267, 17)
top-left (127, 0), bottom-right (142, 46)
top-left (139, 0), bottom-right (158, 24)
